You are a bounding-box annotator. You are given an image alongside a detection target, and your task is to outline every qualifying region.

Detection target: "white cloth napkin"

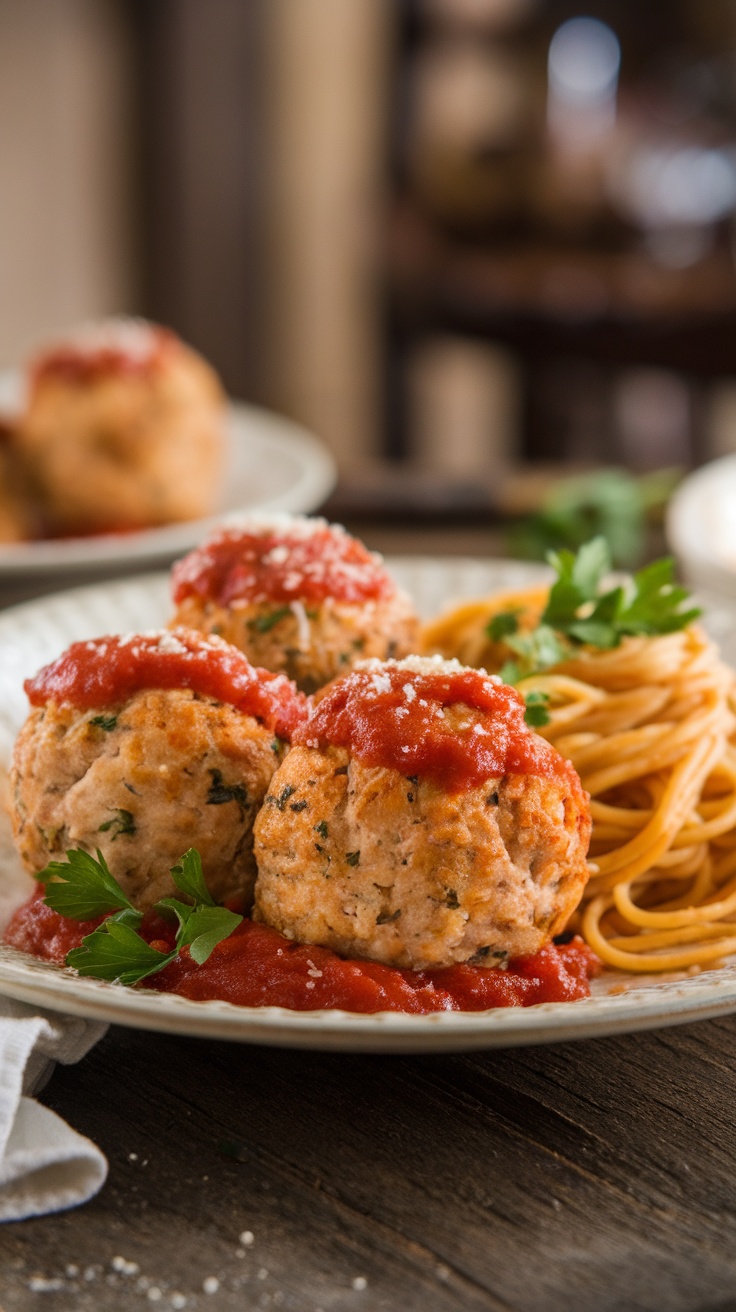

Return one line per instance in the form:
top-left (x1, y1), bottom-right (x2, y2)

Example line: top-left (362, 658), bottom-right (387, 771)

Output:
top-left (0, 997), bottom-right (108, 1221)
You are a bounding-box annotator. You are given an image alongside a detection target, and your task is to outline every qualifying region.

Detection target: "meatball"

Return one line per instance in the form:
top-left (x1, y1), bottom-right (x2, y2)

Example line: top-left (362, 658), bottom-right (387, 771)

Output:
top-left (253, 657), bottom-right (591, 971)
top-left (11, 630), bottom-right (305, 911)
top-left (18, 318), bottom-right (225, 534)
top-left (171, 515), bottom-right (420, 693)
top-left (0, 418), bottom-right (35, 543)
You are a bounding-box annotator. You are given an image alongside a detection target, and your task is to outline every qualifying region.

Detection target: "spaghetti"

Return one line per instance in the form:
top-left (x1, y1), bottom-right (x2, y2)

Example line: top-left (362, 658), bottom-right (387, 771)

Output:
top-left (422, 587), bottom-right (736, 975)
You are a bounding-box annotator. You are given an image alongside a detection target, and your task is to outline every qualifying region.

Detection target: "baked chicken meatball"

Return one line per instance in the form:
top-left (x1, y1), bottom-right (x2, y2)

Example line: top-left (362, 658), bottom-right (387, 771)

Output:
top-left (171, 515), bottom-right (420, 694)
top-left (11, 629), bottom-right (306, 912)
top-left (18, 318), bottom-right (225, 535)
top-left (0, 418), bottom-right (35, 543)
top-left (254, 656), bottom-right (591, 971)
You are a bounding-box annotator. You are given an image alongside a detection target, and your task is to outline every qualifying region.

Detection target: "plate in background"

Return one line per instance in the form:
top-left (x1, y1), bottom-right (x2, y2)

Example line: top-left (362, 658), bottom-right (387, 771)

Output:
top-left (0, 386), bottom-right (337, 576)
top-left (2, 558), bottom-right (736, 1051)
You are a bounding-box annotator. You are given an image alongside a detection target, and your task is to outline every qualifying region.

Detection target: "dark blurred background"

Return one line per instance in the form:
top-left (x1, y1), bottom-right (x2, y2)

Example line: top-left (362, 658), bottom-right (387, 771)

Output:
top-left (2, 0), bottom-right (736, 553)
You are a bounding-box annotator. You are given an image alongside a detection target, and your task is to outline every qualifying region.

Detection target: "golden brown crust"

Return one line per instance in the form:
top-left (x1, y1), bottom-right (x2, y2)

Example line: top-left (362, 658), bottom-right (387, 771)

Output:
top-left (253, 744), bottom-right (591, 970)
top-left (172, 593), bottom-right (420, 694)
top-left (11, 689), bottom-right (283, 910)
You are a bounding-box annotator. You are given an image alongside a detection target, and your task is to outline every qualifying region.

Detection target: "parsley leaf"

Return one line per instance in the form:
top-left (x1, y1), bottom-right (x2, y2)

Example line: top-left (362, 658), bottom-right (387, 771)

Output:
top-left (497, 538), bottom-right (700, 685)
top-left (36, 846), bottom-right (242, 983)
top-left (487, 610), bottom-right (520, 642)
top-left (66, 916), bottom-right (174, 986)
top-left (35, 848), bottom-right (135, 920)
top-left (499, 625), bottom-right (570, 683)
top-left (524, 690), bottom-right (551, 727)
top-left (169, 847), bottom-right (216, 907)
top-left (176, 905), bottom-right (243, 965)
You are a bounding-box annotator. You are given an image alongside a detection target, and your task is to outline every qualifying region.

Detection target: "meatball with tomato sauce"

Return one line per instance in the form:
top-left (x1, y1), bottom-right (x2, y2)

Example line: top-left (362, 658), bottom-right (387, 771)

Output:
top-left (253, 656), bottom-right (591, 971)
top-left (18, 318), bottom-right (226, 535)
top-left (11, 629), bottom-right (306, 911)
top-left (170, 515), bottom-right (420, 694)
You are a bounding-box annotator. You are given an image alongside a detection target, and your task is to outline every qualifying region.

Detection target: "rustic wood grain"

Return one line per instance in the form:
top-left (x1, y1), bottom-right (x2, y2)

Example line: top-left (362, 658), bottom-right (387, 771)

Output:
top-left (2, 1017), bottom-right (736, 1311)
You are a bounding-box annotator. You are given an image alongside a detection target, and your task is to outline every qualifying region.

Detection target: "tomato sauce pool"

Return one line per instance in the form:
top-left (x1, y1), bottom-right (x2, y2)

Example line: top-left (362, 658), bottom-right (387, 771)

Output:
top-left (171, 521), bottom-right (396, 608)
top-left (4, 891), bottom-right (600, 1014)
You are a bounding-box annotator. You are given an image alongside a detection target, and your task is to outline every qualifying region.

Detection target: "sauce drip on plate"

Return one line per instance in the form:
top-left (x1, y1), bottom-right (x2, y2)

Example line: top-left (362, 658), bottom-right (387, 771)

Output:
top-left (171, 520), bottom-right (395, 608)
top-left (24, 629), bottom-right (307, 739)
top-left (296, 657), bottom-right (582, 795)
top-left (4, 891), bottom-right (600, 1014)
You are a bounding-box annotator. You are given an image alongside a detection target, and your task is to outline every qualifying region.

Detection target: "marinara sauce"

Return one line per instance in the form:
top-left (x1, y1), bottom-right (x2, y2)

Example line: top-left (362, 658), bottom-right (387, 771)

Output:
top-left (31, 321), bottom-right (173, 385)
top-left (171, 520), bottom-right (396, 609)
top-left (24, 629), bottom-right (307, 739)
top-left (295, 656), bottom-right (583, 795)
top-left (4, 891), bottom-right (600, 1013)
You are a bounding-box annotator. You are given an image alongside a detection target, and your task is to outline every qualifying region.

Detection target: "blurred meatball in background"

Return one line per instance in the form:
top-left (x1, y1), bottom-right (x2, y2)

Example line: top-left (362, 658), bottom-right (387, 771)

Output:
top-left (17, 318), bottom-right (226, 536)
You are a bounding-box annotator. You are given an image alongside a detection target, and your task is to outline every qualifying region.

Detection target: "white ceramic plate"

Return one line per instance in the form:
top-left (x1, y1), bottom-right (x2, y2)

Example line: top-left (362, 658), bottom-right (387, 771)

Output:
top-left (1, 558), bottom-right (736, 1053)
top-left (0, 388), bottom-right (336, 575)
top-left (667, 456), bottom-right (736, 600)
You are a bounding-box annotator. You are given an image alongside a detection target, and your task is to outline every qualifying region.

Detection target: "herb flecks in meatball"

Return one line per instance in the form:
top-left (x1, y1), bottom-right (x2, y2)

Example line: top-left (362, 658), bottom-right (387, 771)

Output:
top-left (12, 629), bottom-right (306, 911)
top-left (170, 515), bottom-right (420, 693)
top-left (253, 657), bottom-right (591, 971)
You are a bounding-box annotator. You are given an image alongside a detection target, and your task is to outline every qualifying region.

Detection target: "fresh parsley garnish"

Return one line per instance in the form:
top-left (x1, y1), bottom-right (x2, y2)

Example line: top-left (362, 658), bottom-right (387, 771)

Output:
top-left (507, 467), bottom-right (681, 569)
top-left (35, 846), bottom-right (242, 985)
top-left (523, 691), bottom-right (551, 727)
top-left (67, 917), bottom-right (170, 986)
top-left (35, 848), bottom-right (135, 920)
top-left (487, 610), bottom-right (520, 642)
top-left (168, 847), bottom-right (216, 906)
top-left (495, 538), bottom-right (700, 684)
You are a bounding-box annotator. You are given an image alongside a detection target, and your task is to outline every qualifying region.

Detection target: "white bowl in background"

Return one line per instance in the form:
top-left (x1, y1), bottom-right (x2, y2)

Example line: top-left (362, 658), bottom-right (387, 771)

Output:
top-left (667, 455), bottom-right (736, 600)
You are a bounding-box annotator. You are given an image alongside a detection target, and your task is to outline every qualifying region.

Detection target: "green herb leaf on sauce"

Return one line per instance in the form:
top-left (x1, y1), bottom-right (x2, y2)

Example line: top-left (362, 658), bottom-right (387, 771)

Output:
top-left (34, 848), bottom-right (136, 920)
top-left (35, 846), bottom-right (242, 984)
top-left (67, 917), bottom-right (174, 986)
top-left (177, 905), bottom-right (243, 965)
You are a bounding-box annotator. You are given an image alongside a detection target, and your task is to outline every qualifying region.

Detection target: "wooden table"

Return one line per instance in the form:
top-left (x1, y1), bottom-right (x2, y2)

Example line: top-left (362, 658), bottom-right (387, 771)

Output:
top-left (2, 1017), bottom-right (736, 1311)
top-left (1, 533), bottom-right (734, 1312)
